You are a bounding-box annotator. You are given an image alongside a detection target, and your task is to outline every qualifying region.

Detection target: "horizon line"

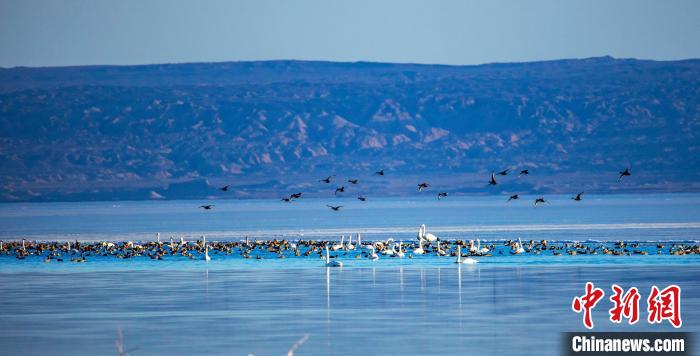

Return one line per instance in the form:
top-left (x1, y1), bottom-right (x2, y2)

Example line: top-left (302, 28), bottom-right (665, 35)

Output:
top-left (4, 55), bottom-right (700, 71)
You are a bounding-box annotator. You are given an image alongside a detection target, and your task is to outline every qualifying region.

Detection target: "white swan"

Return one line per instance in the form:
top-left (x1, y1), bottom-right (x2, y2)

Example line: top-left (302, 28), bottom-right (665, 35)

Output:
top-left (346, 235), bottom-right (355, 250)
top-left (413, 238), bottom-right (425, 255)
top-left (436, 240), bottom-right (447, 256)
top-left (368, 244), bottom-right (379, 260)
top-left (456, 245), bottom-right (479, 264)
top-left (156, 232), bottom-right (160, 244)
top-left (203, 235), bottom-right (211, 261)
top-left (332, 235), bottom-right (345, 251)
top-left (469, 240), bottom-right (477, 254)
top-left (477, 238), bottom-right (490, 254)
top-left (514, 237), bottom-right (525, 254)
top-left (419, 224), bottom-right (438, 242)
top-left (396, 241), bottom-right (405, 258)
top-left (325, 244), bottom-right (343, 267)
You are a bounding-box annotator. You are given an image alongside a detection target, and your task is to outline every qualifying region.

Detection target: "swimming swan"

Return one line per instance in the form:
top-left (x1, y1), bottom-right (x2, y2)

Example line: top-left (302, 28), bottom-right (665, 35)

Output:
top-left (456, 245), bottom-right (478, 264)
top-left (203, 235), bottom-right (211, 261)
top-left (325, 244), bottom-right (343, 267)
top-left (413, 239), bottom-right (425, 255)
top-left (419, 224), bottom-right (438, 242)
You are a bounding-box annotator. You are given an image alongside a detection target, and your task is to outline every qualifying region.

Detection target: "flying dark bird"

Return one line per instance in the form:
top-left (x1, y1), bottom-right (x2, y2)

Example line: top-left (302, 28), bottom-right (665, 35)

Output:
top-left (290, 192), bottom-right (303, 199)
top-left (357, 195), bottom-right (367, 201)
top-left (618, 168), bottom-right (631, 182)
top-left (281, 197), bottom-right (293, 202)
top-left (417, 182), bottom-right (430, 192)
top-left (375, 170), bottom-right (385, 176)
top-left (219, 185), bottom-right (231, 192)
top-left (488, 173), bottom-right (498, 186)
top-left (327, 205), bottom-right (343, 211)
top-left (199, 205), bottom-right (215, 210)
top-left (497, 168), bottom-right (510, 176)
top-left (348, 178), bottom-right (359, 184)
top-left (507, 194), bottom-right (519, 202)
top-left (534, 198), bottom-right (547, 207)
top-left (437, 192), bottom-right (448, 200)
top-left (334, 186), bottom-right (345, 195)
top-left (518, 169), bottom-right (529, 178)
top-left (572, 192), bottom-right (584, 201)
top-left (319, 176), bottom-right (335, 184)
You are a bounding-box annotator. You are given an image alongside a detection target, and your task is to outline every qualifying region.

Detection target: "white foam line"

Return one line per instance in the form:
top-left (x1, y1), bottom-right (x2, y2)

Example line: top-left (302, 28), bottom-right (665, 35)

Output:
top-left (4, 222), bottom-right (700, 241)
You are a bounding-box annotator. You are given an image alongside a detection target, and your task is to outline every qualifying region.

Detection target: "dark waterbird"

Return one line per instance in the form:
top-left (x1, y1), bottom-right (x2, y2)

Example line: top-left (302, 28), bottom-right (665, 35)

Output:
top-left (281, 197), bottom-right (293, 203)
top-left (219, 185), bottom-right (231, 192)
top-left (572, 192), bottom-right (584, 201)
top-left (437, 192), bottom-right (448, 200)
top-left (618, 168), bottom-right (631, 182)
top-left (319, 176), bottom-right (334, 184)
top-left (348, 178), bottom-right (359, 184)
top-left (199, 205), bottom-right (215, 210)
top-left (518, 169), bottom-right (529, 177)
top-left (488, 173), bottom-right (498, 186)
top-left (507, 194), bottom-right (519, 202)
top-left (417, 182), bottom-right (430, 192)
top-left (290, 192), bottom-right (303, 199)
top-left (357, 195), bottom-right (367, 201)
top-left (375, 170), bottom-right (385, 176)
top-left (497, 168), bottom-right (510, 176)
top-left (334, 186), bottom-right (345, 195)
top-left (326, 205), bottom-right (343, 211)
top-left (534, 198), bottom-right (547, 207)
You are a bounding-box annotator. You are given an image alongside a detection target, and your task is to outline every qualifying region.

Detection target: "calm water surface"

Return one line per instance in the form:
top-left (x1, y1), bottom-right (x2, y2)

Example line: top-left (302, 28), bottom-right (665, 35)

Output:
top-left (1, 266), bottom-right (698, 355)
top-left (0, 194), bottom-right (699, 241)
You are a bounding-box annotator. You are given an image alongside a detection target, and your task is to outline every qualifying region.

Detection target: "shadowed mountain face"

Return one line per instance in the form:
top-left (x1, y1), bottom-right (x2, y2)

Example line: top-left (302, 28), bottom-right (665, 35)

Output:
top-left (0, 57), bottom-right (699, 201)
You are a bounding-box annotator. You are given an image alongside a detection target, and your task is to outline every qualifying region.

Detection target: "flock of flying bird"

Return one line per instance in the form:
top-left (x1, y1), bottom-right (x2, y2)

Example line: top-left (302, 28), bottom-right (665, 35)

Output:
top-left (200, 167), bottom-right (634, 211)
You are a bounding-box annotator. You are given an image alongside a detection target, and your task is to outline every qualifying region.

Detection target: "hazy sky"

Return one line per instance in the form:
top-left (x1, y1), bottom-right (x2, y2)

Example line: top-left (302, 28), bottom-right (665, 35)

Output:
top-left (1, 0), bottom-right (699, 67)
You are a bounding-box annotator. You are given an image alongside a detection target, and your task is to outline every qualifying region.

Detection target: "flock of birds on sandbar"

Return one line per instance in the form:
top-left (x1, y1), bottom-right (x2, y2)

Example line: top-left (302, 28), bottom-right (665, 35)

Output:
top-left (3, 225), bottom-right (699, 266)
top-left (200, 167), bottom-right (634, 211)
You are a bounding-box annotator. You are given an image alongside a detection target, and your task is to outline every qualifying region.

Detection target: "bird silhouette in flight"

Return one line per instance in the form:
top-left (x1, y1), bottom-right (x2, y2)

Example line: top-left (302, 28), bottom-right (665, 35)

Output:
top-left (518, 169), bottom-right (529, 178)
top-left (348, 178), bottom-right (359, 184)
top-left (618, 168), bottom-right (631, 182)
top-left (357, 195), bottom-right (367, 201)
top-left (507, 194), bottom-right (519, 202)
top-left (199, 205), bottom-right (215, 210)
top-left (334, 186), bottom-right (345, 195)
top-left (572, 192), bottom-right (584, 201)
top-left (219, 185), bottom-right (231, 192)
top-left (327, 205), bottom-right (343, 211)
top-left (375, 170), bottom-right (385, 176)
top-left (489, 173), bottom-right (498, 186)
top-left (534, 198), bottom-right (547, 207)
top-left (417, 182), bottom-right (430, 192)
top-left (437, 192), bottom-right (448, 200)
top-left (497, 168), bottom-right (510, 176)
top-left (319, 176), bottom-right (334, 184)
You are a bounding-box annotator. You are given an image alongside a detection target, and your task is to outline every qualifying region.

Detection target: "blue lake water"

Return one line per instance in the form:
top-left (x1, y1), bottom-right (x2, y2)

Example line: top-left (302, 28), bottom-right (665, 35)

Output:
top-left (1, 194), bottom-right (699, 355)
top-left (0, 194), bottom-right (699, 241)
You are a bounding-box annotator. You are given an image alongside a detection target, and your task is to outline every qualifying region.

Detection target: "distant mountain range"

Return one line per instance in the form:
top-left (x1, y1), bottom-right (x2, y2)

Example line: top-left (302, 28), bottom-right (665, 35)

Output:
top-left (0, 57), bottom-right (699, 201)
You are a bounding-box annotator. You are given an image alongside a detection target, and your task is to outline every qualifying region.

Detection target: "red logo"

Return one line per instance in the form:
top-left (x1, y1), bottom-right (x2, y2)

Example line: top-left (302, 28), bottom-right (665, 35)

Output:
top-left (647, 285), bottom-right (682, 328)
top-left (572, 283), bottom-right (682, 329)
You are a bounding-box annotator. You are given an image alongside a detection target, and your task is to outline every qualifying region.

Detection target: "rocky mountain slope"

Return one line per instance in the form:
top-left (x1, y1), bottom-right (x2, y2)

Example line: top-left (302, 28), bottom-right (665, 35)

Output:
top-left (0, 57), bottom-right (699, 201)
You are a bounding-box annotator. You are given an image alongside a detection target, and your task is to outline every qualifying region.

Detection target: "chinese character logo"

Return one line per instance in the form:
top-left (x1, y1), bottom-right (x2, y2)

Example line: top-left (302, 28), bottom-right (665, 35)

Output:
top-left (609, 284), bottom-right (640, 325)
top-left (572, 282), bottom-right (605, 329)
top-left (647, 284), bottom-right (682, 328)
